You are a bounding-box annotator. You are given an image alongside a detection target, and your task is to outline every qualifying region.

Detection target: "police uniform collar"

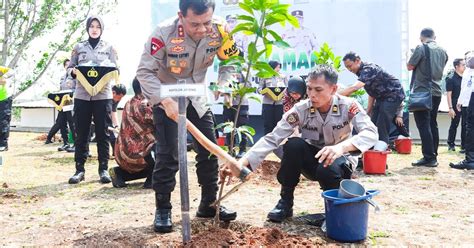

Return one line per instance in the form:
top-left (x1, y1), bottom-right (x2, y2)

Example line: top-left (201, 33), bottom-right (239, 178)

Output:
top-left (330, 95), bottom-right (341, 116)
top-left (305, 100), bottom-right (317, 116)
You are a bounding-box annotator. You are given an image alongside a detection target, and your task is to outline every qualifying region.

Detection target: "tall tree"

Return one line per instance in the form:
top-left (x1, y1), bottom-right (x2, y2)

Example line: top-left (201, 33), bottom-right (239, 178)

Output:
top-left (0, 0), bottom-right (117, 98)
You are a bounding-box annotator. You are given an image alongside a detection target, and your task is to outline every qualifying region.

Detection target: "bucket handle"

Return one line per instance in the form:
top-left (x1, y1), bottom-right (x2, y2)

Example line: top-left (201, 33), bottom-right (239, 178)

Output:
top-left (333, 190), bottom-right (380, 206)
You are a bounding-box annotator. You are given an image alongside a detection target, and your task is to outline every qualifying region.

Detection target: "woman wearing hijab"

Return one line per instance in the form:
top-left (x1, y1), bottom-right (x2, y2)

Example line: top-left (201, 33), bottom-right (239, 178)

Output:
top-left (67, 16), bottom-right (119, 184)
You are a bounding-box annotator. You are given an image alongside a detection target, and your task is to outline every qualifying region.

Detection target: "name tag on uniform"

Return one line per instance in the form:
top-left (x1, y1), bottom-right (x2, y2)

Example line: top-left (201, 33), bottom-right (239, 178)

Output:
top-left (161, 83), bottom-right (206, 97)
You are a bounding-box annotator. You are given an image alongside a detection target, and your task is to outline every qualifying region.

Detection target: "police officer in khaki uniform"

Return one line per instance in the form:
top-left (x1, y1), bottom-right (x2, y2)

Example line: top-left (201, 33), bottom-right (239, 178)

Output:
top-left (221, 65), bottom-right (378, 222)
top-left (282, 10), bottom-right (318, 55)
top-left (67, 16), bottom-right (119, 184)
top-left (136, 0), bottom-right (239, 233)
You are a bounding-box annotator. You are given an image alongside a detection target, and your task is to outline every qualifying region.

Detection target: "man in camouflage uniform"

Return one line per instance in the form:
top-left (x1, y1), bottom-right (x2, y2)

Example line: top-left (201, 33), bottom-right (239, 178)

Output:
top-left (220, 65), bottom-right (378, 222)
top-left (137, 0), bottom-right (240, 233)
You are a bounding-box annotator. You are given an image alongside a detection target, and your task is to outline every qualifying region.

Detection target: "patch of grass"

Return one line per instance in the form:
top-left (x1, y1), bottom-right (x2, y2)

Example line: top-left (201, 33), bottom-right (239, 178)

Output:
top-left (395, 206), bottom-right (408, 214)
top-left (369, 230), bottom-right (390, 245)
top-left (47, 157), bottom-right (75, 165)
top-left (267, 188), bottom-right (273, 192)
top-left (35, 208), bottom-right (53, 216)
top-left (417, 176), bottom-right (433, 181)
top-left (298, 211), bottom-right (309, 216)
top-left (367, 179), bottom-right (375, 183)
top-left (431, 214), bottom-right (441, 218)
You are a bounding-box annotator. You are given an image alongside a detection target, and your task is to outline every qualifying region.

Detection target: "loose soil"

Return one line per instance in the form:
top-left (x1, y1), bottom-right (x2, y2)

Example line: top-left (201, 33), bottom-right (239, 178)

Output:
top-left (1, 132), bottom-right (474, 246)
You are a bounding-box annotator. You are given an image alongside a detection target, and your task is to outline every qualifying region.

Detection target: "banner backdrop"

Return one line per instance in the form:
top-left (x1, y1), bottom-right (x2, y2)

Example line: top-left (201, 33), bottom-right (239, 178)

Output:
top-left (150, 0), bottom-right (408, 115)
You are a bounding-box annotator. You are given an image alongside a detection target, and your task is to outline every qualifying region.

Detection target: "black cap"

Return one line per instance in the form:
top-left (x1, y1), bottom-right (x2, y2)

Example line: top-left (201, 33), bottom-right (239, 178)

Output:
top-left (287, 76), bottom-right (306, 96)
top-left (291, 10), bottom-right (303, 17)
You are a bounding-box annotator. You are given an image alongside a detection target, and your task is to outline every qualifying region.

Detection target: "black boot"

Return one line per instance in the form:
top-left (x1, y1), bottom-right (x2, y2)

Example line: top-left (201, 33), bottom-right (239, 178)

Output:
top-left (98, 162), bottom-right (111, 183)
top-left (68, 163), bottom-right (85, 184)
top-left (154, 193), bottom-right (172, 233)
top-left (449, 151), bottom-right (474, 170)
top-left (196, 185), bottom-right (237, 221)
top-left (267, 186), bottom-right (295, 222)
top-left (108, 167), bottom-right (126, 188)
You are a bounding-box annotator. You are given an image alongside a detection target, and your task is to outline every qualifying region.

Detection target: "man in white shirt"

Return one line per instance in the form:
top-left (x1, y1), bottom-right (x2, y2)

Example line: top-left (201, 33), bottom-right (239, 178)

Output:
top-left (450, 52), bottom-right (474, 170)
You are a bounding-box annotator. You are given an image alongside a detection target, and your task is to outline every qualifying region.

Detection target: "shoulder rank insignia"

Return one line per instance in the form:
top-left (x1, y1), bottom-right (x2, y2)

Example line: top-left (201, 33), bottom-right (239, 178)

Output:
top-left (332, 105), bottom-right (338, 113)
top-left (310, 107), bottom-right (316, 114)
top-left (178, 25), bottom-right (185, 37)
top-left (286, 112), bottom-right (299, 126)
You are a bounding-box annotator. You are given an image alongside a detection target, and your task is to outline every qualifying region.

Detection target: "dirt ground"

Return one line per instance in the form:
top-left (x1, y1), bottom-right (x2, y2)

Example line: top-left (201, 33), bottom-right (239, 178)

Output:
top-left (1, 131), bottom-right (474, 246)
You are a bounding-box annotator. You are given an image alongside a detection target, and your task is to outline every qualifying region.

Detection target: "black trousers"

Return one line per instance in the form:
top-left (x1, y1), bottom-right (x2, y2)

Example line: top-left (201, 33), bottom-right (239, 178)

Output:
top-left (222, 105), bottom-right (249, 151)
top-left (465, 93), bottom-right (474, 154)
top-left (447, 105), bottom-right (463, 147)
top-left (152, 105), bottom-right (218, 196)
top-left (117, 153), bottom-right (154, 182)
top-left (0, 97), bottom-right (12, 147)
top-left (413, 95), bottom-right (441, 161)
top-left (371, 99), bottom-right (402, 143)
top-left (262, 104), bottom-right (283, 134)
top-left (47, 111), bottom-right (75, 144)
top-left (277, 137), bottom-right (352, 191)
top-left (73, 99), bottom-right (112, 170)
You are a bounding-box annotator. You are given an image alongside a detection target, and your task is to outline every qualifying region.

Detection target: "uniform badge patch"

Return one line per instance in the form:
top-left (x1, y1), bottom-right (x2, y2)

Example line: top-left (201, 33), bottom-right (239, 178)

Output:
top-left (348, 102), bottom-right (360, 119)
top-left (170, 38), bottom-right (184, 44)
top-left (151, 37), bottom-right (164, 55)
top-left (170, 66), bottom-right (182, 74)
top-left (208, 40), bottom-right (220, 47)
top-left (171, 46), bottom-right (185, 53)
top-left (210, 32), bottom-right (219, 39)
top-left (169, 59), bottom-right (177, 66)
top-left (286, 112), bottom-right (299, 126)
top-left (179, 60), bottom-right (187, 67)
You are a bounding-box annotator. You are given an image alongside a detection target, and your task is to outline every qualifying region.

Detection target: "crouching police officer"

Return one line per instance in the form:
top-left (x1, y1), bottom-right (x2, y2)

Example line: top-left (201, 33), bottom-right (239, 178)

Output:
top-left (221, 65), bottom-right (378, 222)
top-left (137, 0), bottom-right (240, 233)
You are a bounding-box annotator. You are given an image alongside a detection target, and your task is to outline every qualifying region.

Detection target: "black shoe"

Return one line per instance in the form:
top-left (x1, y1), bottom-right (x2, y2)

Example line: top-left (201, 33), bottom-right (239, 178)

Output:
top-left (154, 209), bottom-right (173, 233)
top-left (449, 161), bottom-right (474, 170)
top-left (44, 139), bottom-right (53, 144)
top-left (108, 167), bottom-right (126, 188)
top-left (143, 177), bottom-right (152, 189)
top-left (412, 158), bottom-right (438, 167)
top-left (68, 171), bottom-right (85, 184)
top-left (65, 145), bottom-right (75, 153)
top-left (58, 144), bottom-right (70, 151)
top-left (99, 169), bottom-right (112, 184)
top-left (236, 151), bottom-right (246, 159)
top-left (267, 199), bottom-right (293, 222)
top-left (448, 145), bottom-right (455, 151)
top-left (0, 146), bottom-right (7, 152)
top-left (196, 204), bottom-right (237, 221)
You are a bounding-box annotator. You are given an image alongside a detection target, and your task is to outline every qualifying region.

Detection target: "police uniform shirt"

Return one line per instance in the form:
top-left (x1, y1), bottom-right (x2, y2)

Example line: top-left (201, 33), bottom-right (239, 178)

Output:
top-left (68, 40), bottom-right (119, 101)
top-left (458, 68), bottom-right (474, 107)
top-left (136, 16), bottom-right (238, 118)
top-left (59, 72), bottom-right (76, 91)
top-left (243, 95), bottom-right (378, 171)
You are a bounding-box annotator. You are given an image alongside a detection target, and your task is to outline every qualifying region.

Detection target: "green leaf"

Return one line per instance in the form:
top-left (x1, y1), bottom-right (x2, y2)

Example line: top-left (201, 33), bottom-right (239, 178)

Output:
top-left (265, 43), bottom-right (273, 58)
top-left (236, 14), bottom-right (256, 22)
top-left (239, 2), bottom-right (254, 15)
top-left (215, 121), bottom-right (233, 130)
top-left (239, 125), bottom-right (256, 136)
top-left (274, 40), bottom-right (290, 49)
top-left (247, 94), bottom-right (262, 104)
top-left (285, 14), bottom-right (300, 28)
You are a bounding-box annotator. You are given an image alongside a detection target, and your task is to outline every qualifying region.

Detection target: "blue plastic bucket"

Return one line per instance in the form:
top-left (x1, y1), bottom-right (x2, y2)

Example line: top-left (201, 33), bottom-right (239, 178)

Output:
top-left (322, 189), bottom-right (379, 242)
